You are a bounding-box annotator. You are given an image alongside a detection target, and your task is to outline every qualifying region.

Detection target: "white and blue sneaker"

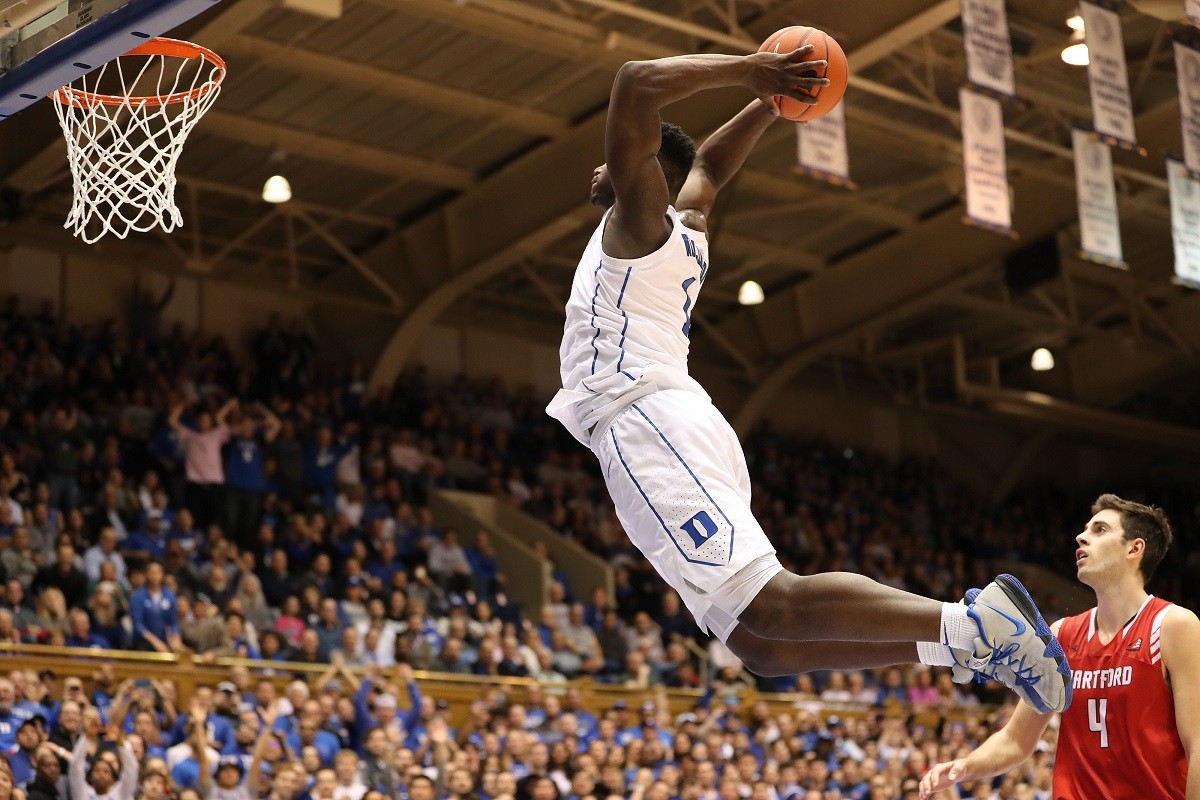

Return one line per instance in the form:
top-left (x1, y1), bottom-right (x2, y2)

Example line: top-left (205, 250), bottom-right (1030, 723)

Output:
top-left (951, 577), bottom-right (1072, 714)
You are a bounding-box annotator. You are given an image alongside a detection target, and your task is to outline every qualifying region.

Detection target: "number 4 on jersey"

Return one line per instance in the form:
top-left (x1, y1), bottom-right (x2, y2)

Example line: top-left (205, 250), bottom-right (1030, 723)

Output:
top-left (1088, 697), bottom-right (1109, 748)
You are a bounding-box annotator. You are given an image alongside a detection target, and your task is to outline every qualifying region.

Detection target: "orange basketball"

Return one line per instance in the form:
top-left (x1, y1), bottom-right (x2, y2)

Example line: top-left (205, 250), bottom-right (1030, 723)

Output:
top-left (757, 26), bottom-right (848, 123)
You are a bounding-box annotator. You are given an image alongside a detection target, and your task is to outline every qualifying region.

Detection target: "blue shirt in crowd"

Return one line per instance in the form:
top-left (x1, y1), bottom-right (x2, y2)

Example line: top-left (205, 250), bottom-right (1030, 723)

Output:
top-left (226, 432), bottom-right (267, 492)
top-left (129, 585), bottom-right (179, 644)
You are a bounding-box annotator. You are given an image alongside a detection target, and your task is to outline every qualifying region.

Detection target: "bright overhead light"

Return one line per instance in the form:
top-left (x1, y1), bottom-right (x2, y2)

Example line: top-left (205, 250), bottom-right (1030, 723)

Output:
top-left (1061, 28), bottom-right (1088, 66)
top-left (262, 174), bottom-right (292, 203)
top-left (1031, 347), bottom-right (1056, 371)
top-left (1066, 14), bottom-right (1084, 31)
top-left (1061, 41), bottom-right (1089, 66)
top-left (738, 280), bottom-right (765, 305)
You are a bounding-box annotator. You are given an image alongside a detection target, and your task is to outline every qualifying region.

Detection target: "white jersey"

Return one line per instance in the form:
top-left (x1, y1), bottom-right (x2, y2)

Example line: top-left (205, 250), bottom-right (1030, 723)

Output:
top-left (547, 206), bottom-right (711, 445)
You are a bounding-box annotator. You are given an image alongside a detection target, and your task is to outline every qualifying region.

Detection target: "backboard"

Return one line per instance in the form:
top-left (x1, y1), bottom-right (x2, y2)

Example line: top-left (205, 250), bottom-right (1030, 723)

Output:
top-left (0, 0), bottom-right (222, 118)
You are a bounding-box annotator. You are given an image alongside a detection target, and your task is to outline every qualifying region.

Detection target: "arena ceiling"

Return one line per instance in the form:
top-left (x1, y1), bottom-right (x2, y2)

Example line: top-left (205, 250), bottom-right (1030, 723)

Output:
top-left (2, 0), bottom-right (1199, 453)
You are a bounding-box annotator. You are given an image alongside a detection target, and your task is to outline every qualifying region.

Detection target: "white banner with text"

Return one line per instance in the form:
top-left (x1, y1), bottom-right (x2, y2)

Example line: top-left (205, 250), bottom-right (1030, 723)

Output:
top-left (960, 0), bottom-right (1016, 96)
top-left (796, 100), bottom-right (852, 187)
top-left (1176, 40), bottom-right (1200, 174)
top-left (1082, 1), bottom-right (1137, 147)
top-left (1168, 159), bottom-right (1200, 287)
top-left (1072, 129), bottom-right (1123, 265)
top-left (960, 87), bottom-right (1011, 233)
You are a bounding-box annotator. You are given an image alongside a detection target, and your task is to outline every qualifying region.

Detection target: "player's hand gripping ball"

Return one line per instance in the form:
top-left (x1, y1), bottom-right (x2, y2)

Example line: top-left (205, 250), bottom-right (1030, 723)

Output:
top-left (757, 26), bottom-right (848, 122)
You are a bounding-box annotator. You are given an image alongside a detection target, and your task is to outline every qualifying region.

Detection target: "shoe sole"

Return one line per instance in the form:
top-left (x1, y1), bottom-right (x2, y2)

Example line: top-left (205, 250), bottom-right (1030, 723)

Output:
top-left (995, 573), bottom-right (1073, 712)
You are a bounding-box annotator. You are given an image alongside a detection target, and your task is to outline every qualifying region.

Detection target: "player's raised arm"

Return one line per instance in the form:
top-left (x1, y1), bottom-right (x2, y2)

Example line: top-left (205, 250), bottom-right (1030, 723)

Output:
top-left (1159, 606), bottom-right (1200, 799)
top-left (676, 101), bottom-right (778, 231)
top-left (604, 51), bottom-right (826, 248)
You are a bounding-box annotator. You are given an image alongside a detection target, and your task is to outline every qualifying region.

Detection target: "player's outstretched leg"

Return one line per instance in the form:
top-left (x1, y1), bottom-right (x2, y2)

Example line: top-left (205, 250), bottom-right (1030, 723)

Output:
top-left (730, 570), bottom-right (1072, 713)
top-left (725, 628), bottom-right (919, 676)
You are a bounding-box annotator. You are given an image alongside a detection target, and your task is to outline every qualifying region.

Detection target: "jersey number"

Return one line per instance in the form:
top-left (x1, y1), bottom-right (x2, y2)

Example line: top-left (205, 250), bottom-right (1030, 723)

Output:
top-left (1088, 697), bottom-right (1109, 749)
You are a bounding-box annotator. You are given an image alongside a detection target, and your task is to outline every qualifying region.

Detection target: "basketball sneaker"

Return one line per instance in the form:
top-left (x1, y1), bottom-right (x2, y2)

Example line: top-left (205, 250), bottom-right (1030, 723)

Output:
top-left (948, 577), bottom-right (1073, 714)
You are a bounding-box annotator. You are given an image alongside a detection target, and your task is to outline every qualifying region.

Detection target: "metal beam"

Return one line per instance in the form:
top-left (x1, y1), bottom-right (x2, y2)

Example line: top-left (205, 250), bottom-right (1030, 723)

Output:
top-left (202, 112), bottom-right (475, 189)
top-left (291, 208), bottom-right (405, 308)
top-left (718, 232), bottom-right (826, 274)
top-left (380, 0), bottom-right (673, 70)
top-left (177, 175), bottom-right (394, 230)
top-left (205, 208), bottom-right (282, 275)
top-left (852, 0), bottom-right (963, 70)
top-left (517, 262), bottom-right (573, 315)
top-left (224, 36), bottom-right (569, 139)
top-left (0, 218), bottom-right (402, 315)
top-left (369, 205), bottom-right (596, 388)
top-left (566, 0), bottom-right (754, 51)
top-left (690, 308), bottom-right (759, 380)
top-left (740, 169), bottom-right (918, 229)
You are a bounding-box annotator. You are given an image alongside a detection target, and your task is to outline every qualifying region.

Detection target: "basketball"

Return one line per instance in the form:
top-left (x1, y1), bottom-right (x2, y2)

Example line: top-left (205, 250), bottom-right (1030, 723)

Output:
top-left (758, 26), bottom-right (848, 122)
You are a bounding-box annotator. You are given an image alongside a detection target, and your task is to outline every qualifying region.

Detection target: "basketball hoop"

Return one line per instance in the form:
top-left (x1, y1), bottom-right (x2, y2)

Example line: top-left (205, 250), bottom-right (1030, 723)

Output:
top-left (51, 37), bottom-right (225, 243)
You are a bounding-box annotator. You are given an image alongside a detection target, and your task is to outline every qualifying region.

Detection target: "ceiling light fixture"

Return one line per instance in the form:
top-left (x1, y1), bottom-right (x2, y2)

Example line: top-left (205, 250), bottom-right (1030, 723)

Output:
top-left (1066, 14), bottom-right (1084, 31)
top-left (262, 149), bottom-right (292, 204)
top-left (1061, 41), bottom-right (1089, 66)
top-left (262, 174), bottom-right (292, 204)
top-left (1061, 26), bottom-right (1088, 66)
top-left (1031, 347), bottom-right (1056, 371)
top-left (738, 280), bottom-right (765, 305)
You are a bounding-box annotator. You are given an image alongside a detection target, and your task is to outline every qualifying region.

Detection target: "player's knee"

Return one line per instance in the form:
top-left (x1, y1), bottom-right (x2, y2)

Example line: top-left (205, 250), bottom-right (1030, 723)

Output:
top-left (727, 635), bottom-right (784, 677)
top-left (739, 572), bottom-right (815, 639)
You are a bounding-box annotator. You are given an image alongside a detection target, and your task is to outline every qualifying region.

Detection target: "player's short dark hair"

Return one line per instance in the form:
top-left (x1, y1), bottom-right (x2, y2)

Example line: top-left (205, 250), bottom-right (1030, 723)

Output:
top-left (658, 122), bottom-right (696, 195)
top-left (1092, 494), bottom-right (1174, 582)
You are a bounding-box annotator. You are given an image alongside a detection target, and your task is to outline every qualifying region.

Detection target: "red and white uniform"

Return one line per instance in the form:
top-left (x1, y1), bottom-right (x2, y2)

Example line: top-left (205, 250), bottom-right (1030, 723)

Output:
top-left (1054, 595), bottom-right (1188, 800)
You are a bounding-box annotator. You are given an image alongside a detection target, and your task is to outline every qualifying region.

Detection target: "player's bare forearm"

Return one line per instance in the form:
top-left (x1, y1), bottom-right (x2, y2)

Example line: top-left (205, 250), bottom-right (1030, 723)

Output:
top-left (676, 103), bottom-right (776, 222)
top-left (923, 702), bottom-right (1050, 796)
top-left (696, 102), bottom-right (777, 190)
top-left (957, 730), bottom-right (1032, 782)
top-left (612, 55), bottom-right (756, 112)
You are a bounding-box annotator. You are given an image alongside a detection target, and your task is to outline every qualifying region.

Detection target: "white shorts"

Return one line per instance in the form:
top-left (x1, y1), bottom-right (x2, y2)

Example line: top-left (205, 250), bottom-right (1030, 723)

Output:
top-left (593, 389), bottom-right (783, 643)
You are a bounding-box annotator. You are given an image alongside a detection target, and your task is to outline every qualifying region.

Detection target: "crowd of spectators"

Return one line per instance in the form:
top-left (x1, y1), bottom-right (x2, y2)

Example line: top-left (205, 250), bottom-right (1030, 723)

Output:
top-left (0, 662), bottom-right (1054, 800)
top-left (0, 294), bottom-right (1196, 799)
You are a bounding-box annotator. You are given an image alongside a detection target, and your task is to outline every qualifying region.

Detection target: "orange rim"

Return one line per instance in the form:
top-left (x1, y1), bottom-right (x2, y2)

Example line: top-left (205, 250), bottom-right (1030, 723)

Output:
top-left (51, 37), bottom-right (226, 108)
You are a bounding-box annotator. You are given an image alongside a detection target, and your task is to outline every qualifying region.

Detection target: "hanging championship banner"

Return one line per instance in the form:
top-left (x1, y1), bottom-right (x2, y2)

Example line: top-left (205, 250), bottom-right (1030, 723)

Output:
top-left (1081, 1), bottom-right (1139, 149)
top-left (796, 100), bottom-right (853, 188)
top-left (960, 87), bottom-right (1012, 233)
top-left (1177, 40), bottom-right (1200, 174)
top-left (1071, 129), bottom-right (1123, 266)
top-left (1168, 159), bottom-right (1200, 287)
top-left (960, 0), bottom-right (1016, 96)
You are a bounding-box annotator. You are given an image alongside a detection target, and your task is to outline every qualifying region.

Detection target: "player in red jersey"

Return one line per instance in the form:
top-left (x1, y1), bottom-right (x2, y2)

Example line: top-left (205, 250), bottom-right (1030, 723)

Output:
top-left (920, 494), bottom-right (1200, 800)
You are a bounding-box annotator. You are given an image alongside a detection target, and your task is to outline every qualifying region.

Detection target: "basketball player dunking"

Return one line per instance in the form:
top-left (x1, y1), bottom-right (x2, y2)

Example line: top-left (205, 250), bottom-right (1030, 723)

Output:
top-left (546, 48), bottom-right (1071, 713)
top-left (921, 495), bottom-right (1200, 799)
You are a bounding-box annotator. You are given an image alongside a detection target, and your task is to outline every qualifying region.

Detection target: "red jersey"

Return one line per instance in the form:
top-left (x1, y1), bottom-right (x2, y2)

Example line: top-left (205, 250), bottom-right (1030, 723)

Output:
top-left (1053, 595), bottom-right (1188, 800)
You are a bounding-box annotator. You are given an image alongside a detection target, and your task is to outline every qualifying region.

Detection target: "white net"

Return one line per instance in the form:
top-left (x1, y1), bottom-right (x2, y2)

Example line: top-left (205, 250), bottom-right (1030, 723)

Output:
top-left (51, 39), bottom-right (224, 243)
